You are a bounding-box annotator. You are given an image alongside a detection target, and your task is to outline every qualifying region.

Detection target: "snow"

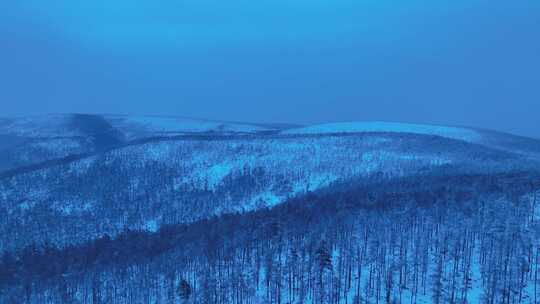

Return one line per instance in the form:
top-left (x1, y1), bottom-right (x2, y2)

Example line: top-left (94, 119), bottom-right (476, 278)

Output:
top-left (534, 190), bottom-right (540, 220)
top-left (206, 162), bottom-right (234, 188)
top-left (247, 191), bottom-right (282, 209)
top-left (120, 116), bottom-right (219, 133)
top-left (145, 142), bottom-right (174, 161)
top-left (108, 115), bottom-right (270, 134)
top-left (52, 200), bottom-right (94, 216)
top-left (0, 114), bottom-right (80, 137)
top-left (31, 138), bottom-right (82, 151)
top-left (284, 121), bottom-right (482, 142)
top-left (0, 114), bottom-right (275, 145)
top-left (468, 251), bottom-right (484, 304)
top-left (143, 220), bottom-right (159, 233)
top-left (18, 200), bottom-right (36, 211)
top-left (293, 173), bottom-right (339, 193)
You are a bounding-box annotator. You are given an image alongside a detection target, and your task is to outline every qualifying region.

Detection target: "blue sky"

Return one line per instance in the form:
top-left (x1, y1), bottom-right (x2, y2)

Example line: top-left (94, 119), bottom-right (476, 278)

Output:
top-left (1, 0), bottom-right (539, 137)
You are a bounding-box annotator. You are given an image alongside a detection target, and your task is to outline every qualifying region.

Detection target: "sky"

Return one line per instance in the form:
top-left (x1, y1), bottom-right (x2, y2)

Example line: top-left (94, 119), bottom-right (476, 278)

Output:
top-left (1, 0), bottom-right (539, 138)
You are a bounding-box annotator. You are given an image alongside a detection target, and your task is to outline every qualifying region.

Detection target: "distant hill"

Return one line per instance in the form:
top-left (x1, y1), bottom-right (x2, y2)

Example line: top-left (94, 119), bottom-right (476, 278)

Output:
top-left (0, 114), bottom-right (288, 172)
top-left (284, 121), bottom-right (540, 159)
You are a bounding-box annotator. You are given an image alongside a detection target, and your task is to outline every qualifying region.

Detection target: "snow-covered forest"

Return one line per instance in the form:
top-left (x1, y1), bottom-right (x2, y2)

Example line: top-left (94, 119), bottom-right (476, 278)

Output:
top-left (1, 115), bottom-right (540, 303)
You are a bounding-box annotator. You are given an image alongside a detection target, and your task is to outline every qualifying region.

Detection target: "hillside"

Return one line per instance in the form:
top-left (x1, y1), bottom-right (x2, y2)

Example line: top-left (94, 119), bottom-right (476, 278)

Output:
top-left (1, 116), bottom-right (540, 303)
top-left (0, 114), bottom-right (285, 172)
top-left (1, 125), bottom-right (537, 252)
top-left (284, 121), bottom-right (540, 159)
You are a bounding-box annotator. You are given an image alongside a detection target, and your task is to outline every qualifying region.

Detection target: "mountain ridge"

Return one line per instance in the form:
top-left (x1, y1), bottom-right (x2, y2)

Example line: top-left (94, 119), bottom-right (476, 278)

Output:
top-left (2, 114), bottom-right (540, 178)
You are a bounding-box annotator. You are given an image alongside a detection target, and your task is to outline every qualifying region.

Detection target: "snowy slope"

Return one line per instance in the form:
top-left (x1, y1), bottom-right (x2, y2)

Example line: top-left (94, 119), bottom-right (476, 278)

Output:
top-left (0, 114), bottom-right (85, 138)
top-left (284, 121), bottom-right (540, 159)
top-left (0, 114), bottom-right (283, 172)
top-left (284, 121), bottom-right (482, 141)
top-left (1, 115), bottom-right (540, 254)
top-left (0, 114), bottom-right (279, 139)
top-left (104, 115), bottom-right (279, 140)
top-left (0, 130), bottom-right (533, 253)
top-left (2, 116), bottom-right (540, 303)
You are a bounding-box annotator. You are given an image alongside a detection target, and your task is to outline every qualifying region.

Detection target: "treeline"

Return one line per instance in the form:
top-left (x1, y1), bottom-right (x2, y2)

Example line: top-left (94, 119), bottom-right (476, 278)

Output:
top-left (1, 171), bottom-right (539, 303)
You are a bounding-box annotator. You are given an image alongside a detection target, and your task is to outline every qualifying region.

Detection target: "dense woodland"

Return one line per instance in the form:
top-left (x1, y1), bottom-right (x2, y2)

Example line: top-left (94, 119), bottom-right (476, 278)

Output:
top-left (2, 118), bottom-right (540, 303)
top-left (1, 171), bottom-right (540, 303)
top-left (0, 133), bottom-right (526, 254)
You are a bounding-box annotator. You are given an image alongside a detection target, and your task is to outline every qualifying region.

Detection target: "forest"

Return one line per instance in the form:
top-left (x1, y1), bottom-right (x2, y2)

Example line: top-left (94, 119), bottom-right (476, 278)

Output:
top-left (2, 116), bottom-right (540, 303)
top-left (1, 170), bottom-right (540, 303)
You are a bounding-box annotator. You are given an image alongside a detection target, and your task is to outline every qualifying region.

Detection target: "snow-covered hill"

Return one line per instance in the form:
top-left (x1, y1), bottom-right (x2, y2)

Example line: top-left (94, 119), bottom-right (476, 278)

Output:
top-left (285, 121), bottom-right (540, 159)
top-left (1, 115), bottom-right (540, 253)
top-left (0, 114), bottom-right (279, 139)
top-left (0, 114), bottom-right (286, 172)
top-left (284, 121), bottom-right (482, 142)
top-left (1, 122), bottom-right (538, 253)
top-left (2, 115), bottom-right (540, 303)
top-left (104, 115), bottom-right (279, 139)
top-left (3, 115), bottom-right (539, 174)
